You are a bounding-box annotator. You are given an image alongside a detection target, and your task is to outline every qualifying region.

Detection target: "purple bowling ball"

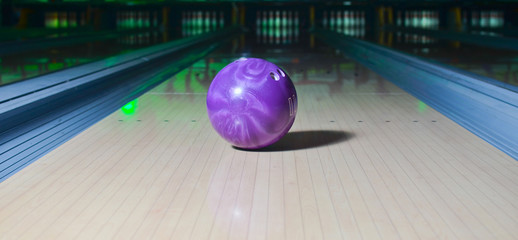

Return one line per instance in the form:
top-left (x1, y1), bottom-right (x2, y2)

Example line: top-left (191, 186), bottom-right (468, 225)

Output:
top-left (206, 58), bottom-right (297, 149)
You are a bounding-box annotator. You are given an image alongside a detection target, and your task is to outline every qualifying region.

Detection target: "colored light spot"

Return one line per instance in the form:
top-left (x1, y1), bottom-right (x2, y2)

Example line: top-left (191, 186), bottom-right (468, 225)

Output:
top-left (122, 99), bottom-right (138, 115)
top-left (418, 100), bottom-right (428, 112)
top-left (173, 77), bottom-right (186, 93)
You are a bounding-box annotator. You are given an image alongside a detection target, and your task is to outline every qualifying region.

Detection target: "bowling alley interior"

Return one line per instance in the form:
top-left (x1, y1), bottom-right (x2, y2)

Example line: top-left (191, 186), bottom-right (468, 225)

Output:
top-left (1, 0), bottom-right (518, 239)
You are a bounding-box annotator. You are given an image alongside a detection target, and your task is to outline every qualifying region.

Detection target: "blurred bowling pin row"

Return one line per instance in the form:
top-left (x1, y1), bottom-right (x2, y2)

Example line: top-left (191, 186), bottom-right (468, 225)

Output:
top-left (396, 10), bottom-right (439, 29)
top-left (117, 11), bottom-right (158, 29)
top-left (397, 32), bottom-right (436, 44)
top-left (182, 11), bottom-right (225, 37)
top-left (118, 32), bottom-right (160, 45)
top-left (255, 10), bottom-right (300, 44)
top-left (322, 10), bottom-right (365, 28)
top-left (469, 10), bottom-right (504, 28)
top-left (45, 12), bottom-right (85, 28)
top-left (322, 10), bottom-right (366, 38)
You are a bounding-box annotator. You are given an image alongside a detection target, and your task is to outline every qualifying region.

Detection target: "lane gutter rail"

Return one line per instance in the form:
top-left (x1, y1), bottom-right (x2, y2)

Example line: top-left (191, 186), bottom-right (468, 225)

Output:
top-left (314, 27), bottom-right (518, 161)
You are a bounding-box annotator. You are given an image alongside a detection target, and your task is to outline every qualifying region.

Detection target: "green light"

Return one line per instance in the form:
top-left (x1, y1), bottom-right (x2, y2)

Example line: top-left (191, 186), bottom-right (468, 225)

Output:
top-left (48, 63), bottom-right (65, 71)
top-left (418, 100), bottom-right (428, 112)
top-left (173, 76), bottom-right (186, 93)
top-left (24, 64), bottom-right (39, 71)
top-left (122, 99), bottom-right (138, 115)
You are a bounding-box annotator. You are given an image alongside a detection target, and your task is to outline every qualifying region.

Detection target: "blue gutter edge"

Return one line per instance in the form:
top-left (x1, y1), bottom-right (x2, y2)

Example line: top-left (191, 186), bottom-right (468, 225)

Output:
top-left (315, 28), bottom-right (518, 160)
top-left (0, 27), bottom-right (241, 182)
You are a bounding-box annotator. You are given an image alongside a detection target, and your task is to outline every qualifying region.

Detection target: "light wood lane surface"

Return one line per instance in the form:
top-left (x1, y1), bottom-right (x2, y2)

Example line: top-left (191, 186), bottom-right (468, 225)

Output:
top-left (1, 54), bottom-right (518, 240)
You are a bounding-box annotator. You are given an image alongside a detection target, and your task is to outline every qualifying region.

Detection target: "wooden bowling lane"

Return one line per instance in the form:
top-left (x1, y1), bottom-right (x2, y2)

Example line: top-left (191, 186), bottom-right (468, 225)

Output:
top-left (1, 51), bottom-right (518, 240)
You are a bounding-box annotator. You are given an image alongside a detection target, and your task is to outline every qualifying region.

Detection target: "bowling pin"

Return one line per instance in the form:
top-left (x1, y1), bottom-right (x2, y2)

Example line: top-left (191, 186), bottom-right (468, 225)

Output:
top-left (123, 11), bottom-right (128, 29)
top-left (197, 11), bottom-right (201, 34)
top-left (422, 10), bottom-right (427, 28)
top-left (192, 11), bottom-right (197, 35)
top-left (195, 11), bottom-right (199, 33)
top-left (287, 10), bottom-right (293, 28)
top-left (44, 12), bottom-right (49, 28)
top-left (70, 12), bottom-right (77, 28)
top-left (344, 14), bottom-right (350, 36)
top-left (423, 10), bottom-right (428, 28)
top-left (198, 11), bottom-right (204, 34)
top-left (275, 10), bottom-right (280, 27)
top-left (343, 10), bottom-right (349, 27)
top-left (62, 12), bottom-right (69, 28)
top-left (427, 11), bottom-right (432, 29)
top-left (481, 11), bottom-right (488, 28)
top-left (275, 11), bottom-right (281, 44)
top-left (262, 11), bottom-right (268, 43)
top-left (282, 10), bottom-right (287, 28)
top-left (191, 11), bottom-right (196, 34)
top-left (330, 11), bottom-right (335, 31)
top-left (336, 11), bottom-right (342, 33)
top-left (471, 10), bottom-right (479, 27)
top-left (219, 11), bottom-right (224, 28)
top-left (205, 11), bottom-right (211, 32)
top-left (490, 11), bottom-right (497, 28)
top-left (269, 11), bottom-right (274, 43)
top-left (282, 11), bottom-right (288, 44)
top-left (129, 11), bottom-right (134, 28)
top-left (138, 11), bottom-right (143, 28)
top-left (52, 12), bottom-right (59, 28)
top-left (288, 11), bottom-right (293, 43)
top-left (294, 11), bottom-right (299, 42)
top-left (414, 10), bottom-right (422, 27)
top-left (212, 11), bottom-right (217, 31)
top-left (415, 11), bottom-right (420, 28)
top-left (429, 11), bottom-right (434, 29)
top-left (294, 10), bottom-right (299, 28)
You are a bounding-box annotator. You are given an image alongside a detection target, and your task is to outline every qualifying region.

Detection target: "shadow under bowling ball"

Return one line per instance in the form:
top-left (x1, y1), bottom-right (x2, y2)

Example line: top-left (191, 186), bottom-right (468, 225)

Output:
top-left (234, 130), bottom-right (353, 152)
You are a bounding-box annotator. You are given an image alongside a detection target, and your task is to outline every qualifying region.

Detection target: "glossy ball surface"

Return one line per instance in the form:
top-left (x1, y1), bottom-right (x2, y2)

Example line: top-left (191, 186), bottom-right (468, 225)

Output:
top-left (206, 58), bottom-right (297, 149)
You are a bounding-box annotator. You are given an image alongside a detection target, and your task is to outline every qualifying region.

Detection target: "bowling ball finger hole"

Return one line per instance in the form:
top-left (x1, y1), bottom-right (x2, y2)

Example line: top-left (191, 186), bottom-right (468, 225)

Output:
top-left (270, 72), bottom-right (280, 81)
top-left (277, 69), bottom-right (286, 77)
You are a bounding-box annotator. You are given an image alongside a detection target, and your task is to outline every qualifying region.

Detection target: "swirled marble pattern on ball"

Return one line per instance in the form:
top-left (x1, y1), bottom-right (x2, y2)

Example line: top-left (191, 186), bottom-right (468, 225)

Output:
top-left (206, 58), bottom-right (297, 149)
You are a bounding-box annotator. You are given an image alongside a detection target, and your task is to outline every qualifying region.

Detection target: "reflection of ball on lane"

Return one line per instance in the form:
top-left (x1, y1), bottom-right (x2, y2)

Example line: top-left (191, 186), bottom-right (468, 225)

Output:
top-left (206, 58), bottom-right (297, 149)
